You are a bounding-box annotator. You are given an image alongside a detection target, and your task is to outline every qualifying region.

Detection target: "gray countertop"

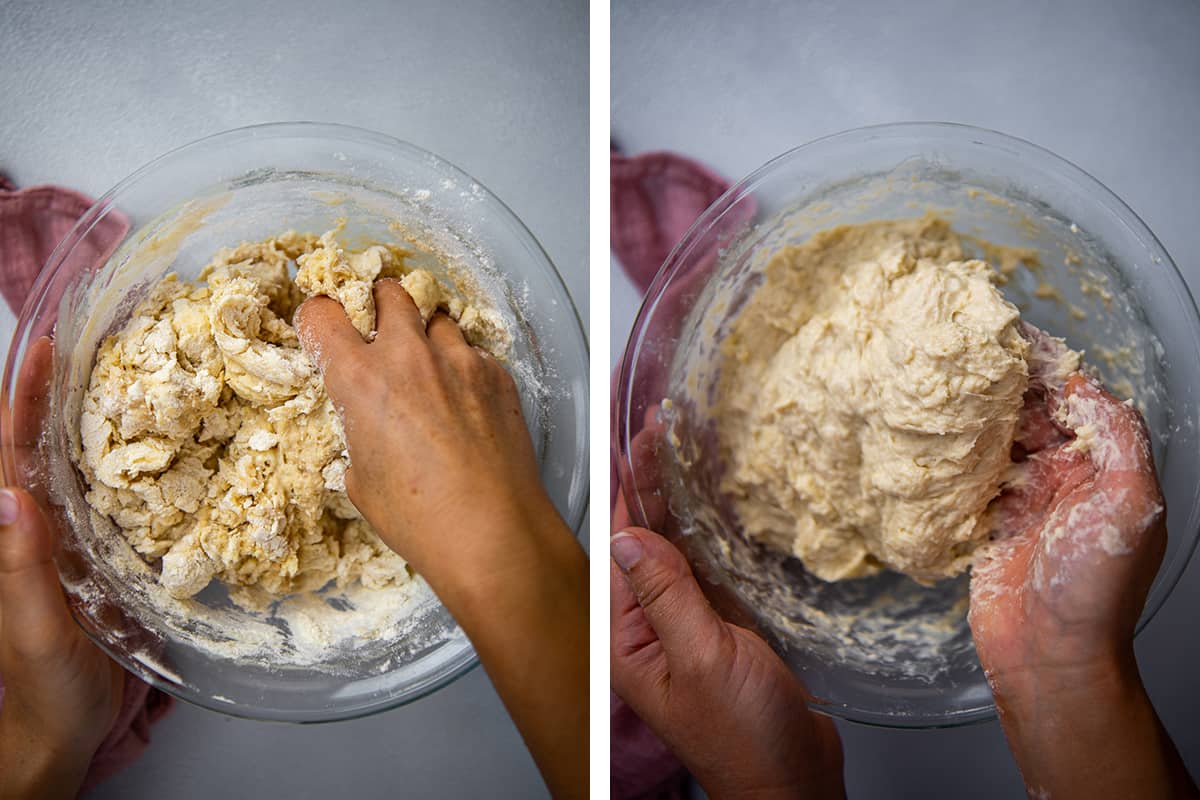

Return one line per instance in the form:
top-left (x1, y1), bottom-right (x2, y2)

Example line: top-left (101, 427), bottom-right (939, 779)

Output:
top-left (0, 0), bottom-right (586, 797)
top-left (612, 0), bottom-right (1200, 797)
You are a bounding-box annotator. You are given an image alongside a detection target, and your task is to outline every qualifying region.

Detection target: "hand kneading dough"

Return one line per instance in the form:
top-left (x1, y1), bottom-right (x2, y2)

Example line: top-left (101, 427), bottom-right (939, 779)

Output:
top-left (78, 229), bottom-right (508, 600)
top-left (716, 215), bottom-right (1047, 583)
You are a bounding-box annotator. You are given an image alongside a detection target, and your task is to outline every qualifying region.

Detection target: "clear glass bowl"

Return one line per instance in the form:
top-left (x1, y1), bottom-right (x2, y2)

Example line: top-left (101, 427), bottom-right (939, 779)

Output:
top-left (615, 122), bottom-right (1200, 728)
top-left (1, 122), bottom-right (588, 722)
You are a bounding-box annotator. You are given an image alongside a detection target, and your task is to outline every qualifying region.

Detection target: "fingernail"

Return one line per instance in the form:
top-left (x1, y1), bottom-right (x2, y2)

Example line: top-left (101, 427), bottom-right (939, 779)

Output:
top-left (610, 531), bottom-right (643, 571)
top-left (0, 489), bottom-right (19, 526)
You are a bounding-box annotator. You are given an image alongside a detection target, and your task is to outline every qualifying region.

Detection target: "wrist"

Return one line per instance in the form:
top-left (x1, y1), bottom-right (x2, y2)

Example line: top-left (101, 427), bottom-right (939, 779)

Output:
top-left (984, 643), bottom-right (1138, 716)
top-left (415, 497), bottom-right (581, 612)
top-left (700, 725), bottom-right (846, 800)
top-left (0, 709), bottom-right (93, 799)
top-left (986, 648), bottom-right (1186, 800)
top-left (441, 517), bottom-right (585, 632)
top-left (704, 769), bottom-right (845, 800)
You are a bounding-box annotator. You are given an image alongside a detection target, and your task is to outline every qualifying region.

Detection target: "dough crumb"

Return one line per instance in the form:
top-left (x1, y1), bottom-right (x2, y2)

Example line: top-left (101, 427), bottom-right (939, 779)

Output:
top-left (78, 229), bottom-right (509, 600)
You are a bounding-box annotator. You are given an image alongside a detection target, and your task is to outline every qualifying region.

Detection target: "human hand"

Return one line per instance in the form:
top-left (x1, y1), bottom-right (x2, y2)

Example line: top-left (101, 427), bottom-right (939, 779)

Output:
top-left (0, 488), bottom-right (125, 799)
top-left (294, 279), bottom-right (566, 594)
top-left (296, 280), bottom-right (587, 799)
top-left (0, 337), bottom-right (125, 799)
top-left (968, 327), bottom-right (1196, 799)
top-left (611, 526), bottom-right (844, 800)
top-left (969, 358), bottom-right (1165, 684)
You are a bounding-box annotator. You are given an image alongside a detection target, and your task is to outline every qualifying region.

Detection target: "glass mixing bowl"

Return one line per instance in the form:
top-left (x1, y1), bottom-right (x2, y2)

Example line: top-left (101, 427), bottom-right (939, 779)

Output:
top-left (1, 122), bottom-right (588, 722)
top-left (615, 122), bottom-right (1200, 728)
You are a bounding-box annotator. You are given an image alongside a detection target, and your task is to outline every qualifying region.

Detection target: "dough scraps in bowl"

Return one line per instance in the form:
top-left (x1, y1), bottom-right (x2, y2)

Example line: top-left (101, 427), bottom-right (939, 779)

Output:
top-left (75, 228), bottom-right (510, 605)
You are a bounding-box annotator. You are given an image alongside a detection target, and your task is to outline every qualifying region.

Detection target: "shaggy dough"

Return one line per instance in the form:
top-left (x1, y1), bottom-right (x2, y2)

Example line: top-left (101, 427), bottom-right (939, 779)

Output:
top-left (716, 215), bottom-right (1061, 583)
top-left (78, 229), bottom-right (509, 601)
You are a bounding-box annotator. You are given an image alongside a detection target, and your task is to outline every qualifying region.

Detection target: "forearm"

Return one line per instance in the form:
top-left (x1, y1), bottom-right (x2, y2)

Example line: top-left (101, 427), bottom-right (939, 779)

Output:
top-left (707, 783), bottom-right (844, 800)
top-left (0, 710), bottom-right (91, 800)
top-left (431, 512), bottom-right (589, 800)
top-left (992, 653), bottom-right (1198, 800)
top-left (690, 707), bottom-right (846, 800)
top-left (701, 757), bottom-right (846, 800)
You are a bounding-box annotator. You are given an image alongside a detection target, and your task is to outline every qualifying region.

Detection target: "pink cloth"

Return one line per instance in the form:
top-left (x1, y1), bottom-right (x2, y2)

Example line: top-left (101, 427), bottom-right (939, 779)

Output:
top-left (610, 695), bottom-right (688, 800)
top-left (0, 173), bottom-right (174, 793)
top-left (610, 149), bottom-right (733, 295)
top-left (79, 678), bottom-right (174, 791)
top-left (0, 175), bottom-right (119, 314)
top-left (609, 149), bottom-right (739, 800)
top-left (609, 148), bottom-right (738, 514)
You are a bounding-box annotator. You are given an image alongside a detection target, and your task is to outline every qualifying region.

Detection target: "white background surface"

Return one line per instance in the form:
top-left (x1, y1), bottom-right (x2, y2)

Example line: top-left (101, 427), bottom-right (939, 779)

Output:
top-left (612, 1), bottom-right (1200, 797)
top-left (0, 0), bottom-right (586, 797)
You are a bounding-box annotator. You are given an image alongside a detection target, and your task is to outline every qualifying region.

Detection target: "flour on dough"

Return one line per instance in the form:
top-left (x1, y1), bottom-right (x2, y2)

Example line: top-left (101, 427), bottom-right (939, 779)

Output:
top-left (78, 229), bottom-right (509, 601)
top-left (715, 215), bottom-right (1076, 583)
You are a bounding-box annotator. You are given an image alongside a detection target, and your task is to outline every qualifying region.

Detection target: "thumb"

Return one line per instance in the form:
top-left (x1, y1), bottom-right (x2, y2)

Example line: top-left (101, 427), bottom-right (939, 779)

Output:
top-left (610, 528), bottom-right (730, 673)
top-left (293, 295), bottom-right (366, 403)
top-left (0, 488), bottom-right (77, 659)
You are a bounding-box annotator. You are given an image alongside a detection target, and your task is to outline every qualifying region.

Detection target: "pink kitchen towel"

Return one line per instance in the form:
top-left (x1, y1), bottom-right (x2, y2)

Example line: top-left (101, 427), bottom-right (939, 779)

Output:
top-left (611, 149), bottom-right (735, 294)
top-left (609, 148), bottom-right (739, 800)
top-left (0, 174), bottom-right (125, 313)
top-left (0, 172), bottom-right (174, 794)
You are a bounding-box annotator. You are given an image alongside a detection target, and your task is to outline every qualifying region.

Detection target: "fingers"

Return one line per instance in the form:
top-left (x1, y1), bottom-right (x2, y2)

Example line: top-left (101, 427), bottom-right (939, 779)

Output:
top-left (609, 532), bottom-right (668, 717)
top-left (2, 337), bottom-right (53, 491)
top-left (625, 405), bottom-right (669, 531)
top-left (13, 336), bottom-right (53, 451)
top-left (427, 312), bottom-right (468, 353)
top-left (968, 534), bottom-right (1033, 661)
top-left (1020, 321), bottom-right (1079, 395)
top-left (373, 279), bottom-right (427, 341)
top-left (990, 444), bottom-right (1094, 540)
top-left (2, 339), bottom-right (48, 501)
top-left (611, 489), bottom-right (636, 535)
top-left (1059, 375), bottom-right (1164, 554)
top-left (293, 296), bottom-right (366, 396)
top-left (1013, 389), bottom-right (1070, 456)
top-left (0, 488), bottom-right (76, 659)
top-left (610, 555), bottom-right (671, 722)
top-left (610, 554), bottom-right (659, 665)
top-left (1062, 374), bottom-right (1156, 478)
top-left (610, 527), bottom-right (729, 673)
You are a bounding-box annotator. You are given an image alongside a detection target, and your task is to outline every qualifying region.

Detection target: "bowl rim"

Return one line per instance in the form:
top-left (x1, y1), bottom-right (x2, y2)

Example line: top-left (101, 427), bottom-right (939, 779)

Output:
top-left (615, 120), bottom-right (1200, 728)
top-left (2, 121), bottom-right (589, 723)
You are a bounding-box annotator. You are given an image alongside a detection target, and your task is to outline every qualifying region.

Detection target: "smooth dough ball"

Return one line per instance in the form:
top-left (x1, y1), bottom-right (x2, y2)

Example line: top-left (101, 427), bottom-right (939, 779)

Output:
top-left (714, 216), bottom-right (1068, 583)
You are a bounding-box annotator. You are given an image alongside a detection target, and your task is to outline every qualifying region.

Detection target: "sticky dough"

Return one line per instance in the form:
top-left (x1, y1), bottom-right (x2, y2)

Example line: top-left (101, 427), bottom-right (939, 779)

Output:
top-left (78, 229), bottom-right (508, 600)
top-left (716, 215), bottom-right (1073, 583)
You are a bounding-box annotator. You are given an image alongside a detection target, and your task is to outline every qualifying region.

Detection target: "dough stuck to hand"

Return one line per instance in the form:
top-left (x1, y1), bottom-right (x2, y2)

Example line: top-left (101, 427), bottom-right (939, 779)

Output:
top-left (715, 215), bottom-right (1076, 583)
top-left (78, 229), bottom-right (508, 601)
